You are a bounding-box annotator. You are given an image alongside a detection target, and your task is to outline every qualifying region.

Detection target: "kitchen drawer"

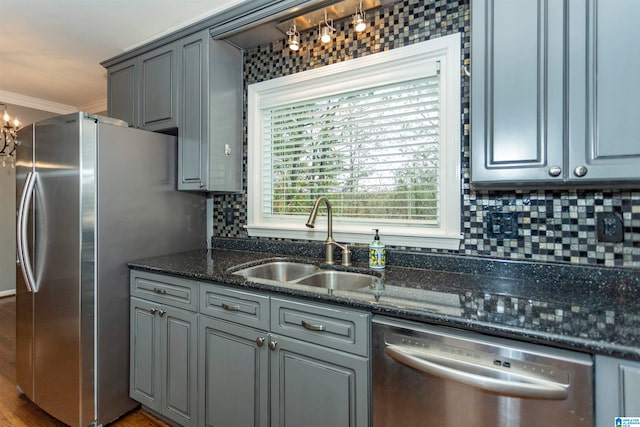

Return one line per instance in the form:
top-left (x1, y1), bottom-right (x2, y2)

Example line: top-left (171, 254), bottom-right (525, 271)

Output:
top-left (270, 297), bottom-right (370, 357)
top-left (130, 270), bottom-right (198, 312)
top-left (199, 283), bottom-right (270, 331)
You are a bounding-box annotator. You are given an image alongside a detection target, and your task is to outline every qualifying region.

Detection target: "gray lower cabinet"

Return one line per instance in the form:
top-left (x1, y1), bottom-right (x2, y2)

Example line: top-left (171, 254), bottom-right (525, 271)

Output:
top-left (176, 30), bottom-right (243, 192)
top-left (595, 355), bottom-right (640, 426)
top-left (471, 0), bottom-right (640, 184)
top-left (107, 42), bottom-right (177, 131)
top-left (130, 271), bottom-right (198, 427)
top-left (198, 283), bottom-right (370, 427)
top-left (270, 335), bottom-right (368, 427)
top-left (198, 283), bottom-right (270, 427)
top-left (198, 316), bottom-right (269, 427)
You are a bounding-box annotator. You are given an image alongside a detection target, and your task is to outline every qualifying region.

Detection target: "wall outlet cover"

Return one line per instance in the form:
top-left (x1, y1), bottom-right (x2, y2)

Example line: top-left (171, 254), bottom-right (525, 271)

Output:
top-left (224, 207), bottom-right (234, 226)
top-left (487, 212), bottom-right (518, 239)
top-left (596, 212), bottom-right (624, 243)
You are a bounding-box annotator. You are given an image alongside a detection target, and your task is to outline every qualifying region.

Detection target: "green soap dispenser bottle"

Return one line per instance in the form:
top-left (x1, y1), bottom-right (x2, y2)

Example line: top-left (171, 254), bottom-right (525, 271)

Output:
top-left (369, 229), bottom-right (386, 270)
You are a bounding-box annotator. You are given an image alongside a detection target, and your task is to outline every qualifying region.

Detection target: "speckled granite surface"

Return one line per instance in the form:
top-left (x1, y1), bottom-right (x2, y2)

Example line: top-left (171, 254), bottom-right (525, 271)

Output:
top-left (129, 241), bottom-right (640, 360)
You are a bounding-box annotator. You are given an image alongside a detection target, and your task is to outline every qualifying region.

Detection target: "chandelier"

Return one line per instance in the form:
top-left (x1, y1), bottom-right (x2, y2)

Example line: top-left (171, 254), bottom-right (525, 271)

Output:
top-left (1, 103), bottom-right (20, 167)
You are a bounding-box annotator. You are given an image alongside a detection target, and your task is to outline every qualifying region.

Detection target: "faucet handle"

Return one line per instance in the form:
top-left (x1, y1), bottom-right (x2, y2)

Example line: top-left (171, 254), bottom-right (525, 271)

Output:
top-left (341, 244), bottom-right (352, 267)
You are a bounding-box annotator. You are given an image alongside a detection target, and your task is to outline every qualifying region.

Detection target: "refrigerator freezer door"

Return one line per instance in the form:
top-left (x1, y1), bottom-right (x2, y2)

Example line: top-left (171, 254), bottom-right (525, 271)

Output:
top-left (32, 115), bottom-right (87, 427)
top-left (15, 124), bottom-right (35, 400)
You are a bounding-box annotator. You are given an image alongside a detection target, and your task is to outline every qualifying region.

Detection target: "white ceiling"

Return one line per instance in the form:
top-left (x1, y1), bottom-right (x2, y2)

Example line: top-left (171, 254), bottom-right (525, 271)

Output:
top-left (0, 0), bottom-right (245, 115)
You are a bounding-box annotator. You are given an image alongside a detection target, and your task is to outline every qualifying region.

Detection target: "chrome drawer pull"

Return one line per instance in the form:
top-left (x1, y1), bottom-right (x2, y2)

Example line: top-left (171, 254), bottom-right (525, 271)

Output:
top-left (301, 320), bottom-right (325, 331)
top-left (222, 303), bottom-right (241, 311)
top-left (153, 288), bottom-right (167, 295)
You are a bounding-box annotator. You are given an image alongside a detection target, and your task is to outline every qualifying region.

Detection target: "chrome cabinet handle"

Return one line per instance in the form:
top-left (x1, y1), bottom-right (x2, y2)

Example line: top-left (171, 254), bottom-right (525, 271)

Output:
top-left (157, 310), bottom-right (166, 317)
top-left (153, 288), bottom-right (167, 295)
top-left (150, 308), bottom-right (157, 315)
top-left (384, 345), bottom-right (568, 400)
top-left (268, 340), bottom-right (277, 351)
top-left (199, 181), bottom-right (205, 188)
top-left (548, 166), bottom-right (562, 177)
top-left (573, 165), bottom-right (588, 177)
top-left (301, 320), bottom-right (325, 332)
top-left (222, 303), bottom-right (240, 311)
top-left (256, 337), bottom-right (265, 347)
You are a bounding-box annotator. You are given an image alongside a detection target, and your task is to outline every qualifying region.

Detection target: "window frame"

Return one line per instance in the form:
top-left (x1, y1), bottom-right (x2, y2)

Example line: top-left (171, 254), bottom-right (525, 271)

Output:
top-left (246, 33), bottom-right (462, 249)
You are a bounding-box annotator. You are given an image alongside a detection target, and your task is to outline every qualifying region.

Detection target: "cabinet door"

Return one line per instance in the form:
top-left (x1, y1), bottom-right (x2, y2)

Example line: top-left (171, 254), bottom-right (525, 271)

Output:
top-left (567, 0), bottom-right (640, 181)
top-left (130, 297), bottom-right (161, 412)
top-left (177, 31), bottom-right (209, 191)
top-left (199, 316), bottom-right (269, 427)
top-left (270, 335), bottom-right (369, 427)
top-left (108, 60), bottom-right (137, 126)
top-left (161, 306), bottom-right (198, 427)
top-left (471, 0), bottom-right (565, 183)
top-left (140, 44), bottom-right (177, 131)
top-left (595, 355), bottom-right (640, 426)
top-left (208, 40), bottom-right (243, 192)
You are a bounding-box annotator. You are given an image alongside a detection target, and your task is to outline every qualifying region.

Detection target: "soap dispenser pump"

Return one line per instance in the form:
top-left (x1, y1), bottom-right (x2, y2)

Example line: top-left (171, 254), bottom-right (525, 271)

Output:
top-left (369, 229), bottom-right (386, 270)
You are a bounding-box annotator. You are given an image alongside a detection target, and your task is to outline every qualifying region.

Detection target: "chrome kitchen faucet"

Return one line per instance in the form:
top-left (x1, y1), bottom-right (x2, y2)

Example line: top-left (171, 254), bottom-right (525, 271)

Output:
top-left (306, 196), bottom-right (351, 266)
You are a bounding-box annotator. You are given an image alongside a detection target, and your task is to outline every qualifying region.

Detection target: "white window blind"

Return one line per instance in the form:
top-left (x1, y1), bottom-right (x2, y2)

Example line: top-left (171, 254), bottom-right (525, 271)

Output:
top-left (262, 74), bottom-right (441, 225)
top-left (247, 34), bottom-right (461, 249)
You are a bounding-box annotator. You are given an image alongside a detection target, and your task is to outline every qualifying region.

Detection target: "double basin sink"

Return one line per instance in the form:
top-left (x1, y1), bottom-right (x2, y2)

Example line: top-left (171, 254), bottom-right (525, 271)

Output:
top-left (230, 260), bottom-right (379, 291)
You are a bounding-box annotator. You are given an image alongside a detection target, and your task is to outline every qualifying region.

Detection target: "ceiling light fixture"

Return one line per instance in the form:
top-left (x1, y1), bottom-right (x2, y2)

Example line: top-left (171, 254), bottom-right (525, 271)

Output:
top-left (319, 11), bottom-right (336, 44)
top-left (0, 103), bottom-right (20, 168)
top-left (286, 23), bottom-right (300, 51)
top-left (353, 0), bottom-right (367, 33)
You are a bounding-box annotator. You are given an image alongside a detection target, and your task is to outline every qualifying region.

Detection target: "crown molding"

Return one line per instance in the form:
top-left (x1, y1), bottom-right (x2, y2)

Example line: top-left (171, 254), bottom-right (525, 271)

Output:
top-left (80, 98), bottom-right (108, 114)
top-left (0, 90), bottom-right (77, 114)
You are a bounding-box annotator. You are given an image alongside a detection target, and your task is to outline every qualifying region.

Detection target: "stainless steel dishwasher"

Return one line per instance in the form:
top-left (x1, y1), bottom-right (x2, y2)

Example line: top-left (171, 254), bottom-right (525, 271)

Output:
top-left (372, 316), bottom-right (593, 426)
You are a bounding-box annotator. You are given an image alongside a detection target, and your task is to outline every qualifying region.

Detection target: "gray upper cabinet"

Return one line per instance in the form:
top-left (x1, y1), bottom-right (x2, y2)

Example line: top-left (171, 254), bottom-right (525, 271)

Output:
top-left (139, 45), bottom-right (178, 131)
top-left (471, 0), bottom-right (565, 184)
top-left (107, 42), bottom-right (177, 131)
top-left (108, 60), bottom-right (137, 127)
top-left (471, 0), bottom-right (640, 184)
top-left (177, 30), bottom-right (243, 192)
top-left (567, 0), bottom-right (640, 181)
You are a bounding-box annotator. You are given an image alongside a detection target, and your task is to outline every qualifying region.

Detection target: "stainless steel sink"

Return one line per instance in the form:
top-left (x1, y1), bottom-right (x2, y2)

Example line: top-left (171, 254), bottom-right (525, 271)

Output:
top-left (233, 261), bottom-right (319, 282)
top-left (293, 270), bottom-right (376, 291)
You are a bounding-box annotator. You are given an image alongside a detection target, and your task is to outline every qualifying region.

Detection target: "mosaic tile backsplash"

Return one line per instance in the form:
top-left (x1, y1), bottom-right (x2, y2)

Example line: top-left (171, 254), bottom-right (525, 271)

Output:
top-left (212, 0), bottom-right (640, 268)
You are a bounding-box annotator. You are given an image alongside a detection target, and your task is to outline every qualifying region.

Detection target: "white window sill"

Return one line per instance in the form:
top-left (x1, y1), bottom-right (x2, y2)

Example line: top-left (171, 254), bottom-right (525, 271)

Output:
top-left (245, 223), bottom-right (462, 251)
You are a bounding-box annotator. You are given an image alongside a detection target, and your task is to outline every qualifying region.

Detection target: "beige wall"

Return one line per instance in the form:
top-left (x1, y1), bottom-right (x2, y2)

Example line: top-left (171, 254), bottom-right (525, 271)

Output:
top-left (0, 166), bottom-right (15, 295)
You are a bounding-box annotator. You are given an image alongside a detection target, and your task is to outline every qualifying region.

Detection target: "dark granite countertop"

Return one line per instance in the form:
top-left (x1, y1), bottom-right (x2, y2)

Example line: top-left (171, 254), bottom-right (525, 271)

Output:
top-left (128, 243), bottom-right (640, 361)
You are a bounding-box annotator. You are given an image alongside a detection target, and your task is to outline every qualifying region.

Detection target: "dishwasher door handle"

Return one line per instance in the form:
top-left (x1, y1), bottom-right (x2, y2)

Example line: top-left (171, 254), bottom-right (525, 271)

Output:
top-left (385, 345), bottom-right (568, 400)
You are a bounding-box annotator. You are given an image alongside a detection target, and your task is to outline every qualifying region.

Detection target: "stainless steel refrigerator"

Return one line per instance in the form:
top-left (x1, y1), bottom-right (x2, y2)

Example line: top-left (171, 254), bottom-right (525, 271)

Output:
top-left (15, 113), bottom-right (206, 427)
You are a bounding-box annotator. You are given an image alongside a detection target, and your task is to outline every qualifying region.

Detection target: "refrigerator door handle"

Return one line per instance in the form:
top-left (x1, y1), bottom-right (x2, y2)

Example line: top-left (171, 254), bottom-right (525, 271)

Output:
top-left (17, 171), bottom-right (38, 293)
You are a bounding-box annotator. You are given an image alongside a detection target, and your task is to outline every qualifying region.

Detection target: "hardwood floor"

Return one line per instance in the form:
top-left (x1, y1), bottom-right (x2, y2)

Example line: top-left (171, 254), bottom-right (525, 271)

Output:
top-left (0, 296), bottom-right (170, 427)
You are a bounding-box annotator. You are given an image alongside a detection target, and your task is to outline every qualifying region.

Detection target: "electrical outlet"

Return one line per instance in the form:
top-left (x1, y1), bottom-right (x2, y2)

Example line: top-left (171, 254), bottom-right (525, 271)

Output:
top-left (224, 207), bottom-right (234, 226)
top-left (487, 212), bottom-right (518, 239)
top-left (597, 212), bottom-right (624, 243)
